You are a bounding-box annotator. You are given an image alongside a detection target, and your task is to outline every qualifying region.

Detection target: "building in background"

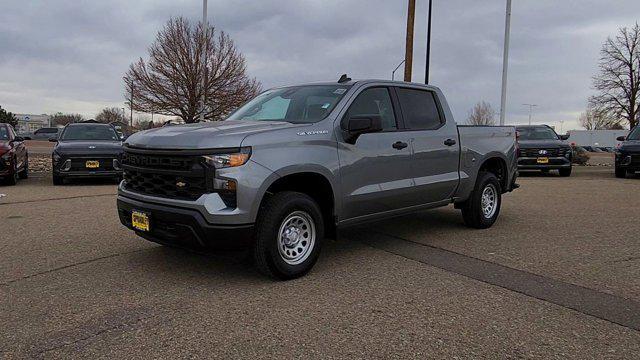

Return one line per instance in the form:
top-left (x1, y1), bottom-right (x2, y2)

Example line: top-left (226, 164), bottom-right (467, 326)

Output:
top-left (15, 114), bottom-right (51, 132)
top-left (567, 130), bottom-right (629, 148)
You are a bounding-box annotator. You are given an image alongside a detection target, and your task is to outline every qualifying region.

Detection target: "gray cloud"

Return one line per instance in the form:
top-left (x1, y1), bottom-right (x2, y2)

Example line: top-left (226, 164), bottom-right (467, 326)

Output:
top-left (1, 0), bottom-right (639, 129)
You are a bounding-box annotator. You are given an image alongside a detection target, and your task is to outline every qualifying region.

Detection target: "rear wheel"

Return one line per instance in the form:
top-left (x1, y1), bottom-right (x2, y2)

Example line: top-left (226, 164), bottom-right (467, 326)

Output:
top-left (253, 191), bottom-right (324, 280)
top-left (558, 167), bottom-right (572, 177)
top-left (461, 171), bottom-right (502, 229)
top-left (615, 166), bottom-right (626, 178)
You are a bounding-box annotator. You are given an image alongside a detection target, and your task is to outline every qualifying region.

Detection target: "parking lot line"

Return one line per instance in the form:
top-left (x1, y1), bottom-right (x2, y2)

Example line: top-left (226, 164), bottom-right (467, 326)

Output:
top-left (357, 230), bottom-right (640, 332)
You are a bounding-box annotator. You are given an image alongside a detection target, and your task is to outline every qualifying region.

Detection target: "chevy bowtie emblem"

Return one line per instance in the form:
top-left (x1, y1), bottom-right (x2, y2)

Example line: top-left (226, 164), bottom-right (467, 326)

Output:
top-left (176, 181), bottom-right (187, 188)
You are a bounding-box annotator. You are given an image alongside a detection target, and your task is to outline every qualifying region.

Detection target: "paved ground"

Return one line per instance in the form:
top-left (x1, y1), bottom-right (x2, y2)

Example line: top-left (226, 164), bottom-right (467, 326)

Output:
top-left (1, 167), bottom-right (639, 359)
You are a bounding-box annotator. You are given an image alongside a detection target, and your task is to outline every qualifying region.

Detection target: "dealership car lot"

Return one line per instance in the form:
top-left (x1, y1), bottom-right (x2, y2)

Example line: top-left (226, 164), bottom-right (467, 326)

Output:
top-left (1, 167), bottom-right (640, 358)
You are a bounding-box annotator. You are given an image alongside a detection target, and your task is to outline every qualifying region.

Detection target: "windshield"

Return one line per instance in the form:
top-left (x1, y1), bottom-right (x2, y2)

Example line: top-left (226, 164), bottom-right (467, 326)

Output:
top-left (517, 127), bottom-right (558, 140)
top-left (627, 126), bottom-right (640, 140)
top-left (226, 85), bottom-right (351, 124)
top-left (61, 125), bottom-right (119, 141)
top-left (0, 126), bottom-right (8, 140)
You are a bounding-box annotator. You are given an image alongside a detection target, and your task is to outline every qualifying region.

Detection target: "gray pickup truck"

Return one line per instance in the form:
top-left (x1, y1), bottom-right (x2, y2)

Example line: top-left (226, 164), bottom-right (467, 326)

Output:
top-left (117, 78), bottom-right (518, 279)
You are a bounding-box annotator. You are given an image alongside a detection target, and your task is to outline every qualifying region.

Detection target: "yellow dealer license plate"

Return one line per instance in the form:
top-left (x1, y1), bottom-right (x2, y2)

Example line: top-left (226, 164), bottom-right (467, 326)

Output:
top-left (131, 211), bottom-right (150, 232)
top-left (537, 157), bottom-right (549, 164)
top-left (85, 160), bottom-right (100, 168)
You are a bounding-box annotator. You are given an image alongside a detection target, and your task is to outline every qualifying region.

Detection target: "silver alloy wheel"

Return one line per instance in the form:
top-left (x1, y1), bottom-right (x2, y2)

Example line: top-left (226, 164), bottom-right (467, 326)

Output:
top-left (480, 184), bottom-right (498, 219)
top-left (277, 210), bottom-right (316, 265)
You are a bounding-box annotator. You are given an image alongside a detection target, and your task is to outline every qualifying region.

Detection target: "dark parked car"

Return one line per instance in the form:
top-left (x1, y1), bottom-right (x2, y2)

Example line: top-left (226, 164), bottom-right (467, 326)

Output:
top-left (516, 125), bottom-right (573, 177)
top-left (615, 126), bottom-right (640, 178)
top-left (0, 123), bottom-right (28, 185)
top-left (51, 123), bottom-right (124, 185)
top-left (26, 127), bottom-right (60, 140)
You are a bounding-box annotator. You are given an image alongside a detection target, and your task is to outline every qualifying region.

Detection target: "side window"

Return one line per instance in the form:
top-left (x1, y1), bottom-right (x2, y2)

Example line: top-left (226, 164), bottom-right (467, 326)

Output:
top-left (396, 88), bottom-right (442, 130)
top-left (346, 87), bottom-right (397, 130)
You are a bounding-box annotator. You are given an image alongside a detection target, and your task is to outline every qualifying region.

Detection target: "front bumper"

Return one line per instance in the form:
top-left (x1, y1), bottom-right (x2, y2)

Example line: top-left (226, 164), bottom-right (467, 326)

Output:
top-left (117, 195), bottom-right (254, 249)
top-left (517, 157), bottom-right (571, 170)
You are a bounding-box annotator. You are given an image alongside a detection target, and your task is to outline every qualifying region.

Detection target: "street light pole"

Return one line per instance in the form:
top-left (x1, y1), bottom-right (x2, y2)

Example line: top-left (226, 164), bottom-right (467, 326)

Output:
top-left (392, 59), bottom-right (406, 81)
top-left (499, 0), bottom-right (512, 125)
top-left (200, 0), bottom-right (208, 122)
top-left (522, 103), bottom-right (537, 125)
top-left (425, 0), bottom-right (433, 84)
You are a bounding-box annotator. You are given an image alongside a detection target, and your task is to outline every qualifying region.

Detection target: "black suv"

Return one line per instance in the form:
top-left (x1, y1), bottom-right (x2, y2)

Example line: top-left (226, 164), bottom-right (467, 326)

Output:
top-left (51, 123), bottom-right (124, 185)
top-left (615, 126), bottom-right (640, 178)
top-left (516, 125), bottom-right (573, 177)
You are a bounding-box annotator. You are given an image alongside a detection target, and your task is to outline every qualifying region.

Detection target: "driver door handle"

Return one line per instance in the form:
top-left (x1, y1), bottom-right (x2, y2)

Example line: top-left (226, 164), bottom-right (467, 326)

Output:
top-left (392, 141), bottom-right (408, 150)
top-left (444, 138), bottom-right (456, 146)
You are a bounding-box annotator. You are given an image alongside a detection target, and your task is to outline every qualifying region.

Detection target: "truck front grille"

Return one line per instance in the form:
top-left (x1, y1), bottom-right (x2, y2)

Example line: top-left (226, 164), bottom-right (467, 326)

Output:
top-left (121, 149), bottom-right (211, 201)
top-left (519, 148), bottom-right (568, 157)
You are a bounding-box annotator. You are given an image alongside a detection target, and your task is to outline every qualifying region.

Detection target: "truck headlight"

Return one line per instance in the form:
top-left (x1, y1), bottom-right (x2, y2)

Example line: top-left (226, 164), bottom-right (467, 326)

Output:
top-left (202, 147), bottom-right (251, 169)
top-left (564, 148), bottom-right (572, 158)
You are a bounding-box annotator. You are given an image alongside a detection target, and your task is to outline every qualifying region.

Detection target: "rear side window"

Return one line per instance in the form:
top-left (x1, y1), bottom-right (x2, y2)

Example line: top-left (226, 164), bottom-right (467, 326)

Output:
top-left (396, 88), bottom-right (442, 130)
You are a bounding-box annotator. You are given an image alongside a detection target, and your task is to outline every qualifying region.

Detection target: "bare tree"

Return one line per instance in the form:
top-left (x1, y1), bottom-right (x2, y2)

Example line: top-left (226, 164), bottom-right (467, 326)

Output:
top-left (96, 107), bottom-right (126, 124)
top-left (50, 113), bottom-right (84, 126)
top-left (123, 17), bottom-right (261, 123)
top-left (590, 22), bottom-right (640, 129)
top-left (467, 101), bottom-right (496, 125)
top-left (578, 103), bottom-right (622, 130)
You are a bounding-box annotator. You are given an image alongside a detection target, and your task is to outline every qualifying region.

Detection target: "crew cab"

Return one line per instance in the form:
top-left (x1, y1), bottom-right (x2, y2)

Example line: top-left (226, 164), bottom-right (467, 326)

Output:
top-left (0, 123), bottom-right (28, 185)
top-left (51, 123), bottom-right (124, 185)
top-left (615, 126), bottom-right (640, 178)
top-left (117, 79), bottom-right (518, 279)
top-left (516, 125), bottom-right (573, 176)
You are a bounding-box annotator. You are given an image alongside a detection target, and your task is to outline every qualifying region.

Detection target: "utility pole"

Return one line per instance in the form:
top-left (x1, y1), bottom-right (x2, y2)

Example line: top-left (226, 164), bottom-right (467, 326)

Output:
top-left (425, 0), bottom-right (433, 84)
top-left (499, 0), bottom-right (512, 125)
top-left (200, 0), bottom-right (208, 122)
top-left (522, 103), bottom-right (537, 125)
top-left (404, 0), bottom-right (416, 82)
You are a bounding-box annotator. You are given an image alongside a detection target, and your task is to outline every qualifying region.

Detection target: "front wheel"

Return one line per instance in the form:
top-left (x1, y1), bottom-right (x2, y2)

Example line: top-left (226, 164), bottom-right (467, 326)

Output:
top-left (253, 191), bottom-right (324, 280)
top-left (461, 172), bottom-right (502, 229)
top-left (52, 174), bottom-right (64, 185)
top-left (615, 166), bottom-right (626, 178)
top-left (559, 167), bottom-right (572, 177)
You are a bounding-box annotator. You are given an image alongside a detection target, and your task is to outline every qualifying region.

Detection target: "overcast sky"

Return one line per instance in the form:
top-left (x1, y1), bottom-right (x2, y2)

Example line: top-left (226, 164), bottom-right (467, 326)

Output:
top-left (1, 0), bottom-right (639, 130)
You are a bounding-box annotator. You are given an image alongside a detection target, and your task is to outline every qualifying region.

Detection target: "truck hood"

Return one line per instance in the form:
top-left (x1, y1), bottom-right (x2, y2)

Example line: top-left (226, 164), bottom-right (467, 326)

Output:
top-left (517, 139), bottom-right (568, 149)
top-left (619, 140), bottom-right (640, 153)
top-left (55, 140), bottom-right (123, 155)
top-left (125, 120), bottom-right (302, 149)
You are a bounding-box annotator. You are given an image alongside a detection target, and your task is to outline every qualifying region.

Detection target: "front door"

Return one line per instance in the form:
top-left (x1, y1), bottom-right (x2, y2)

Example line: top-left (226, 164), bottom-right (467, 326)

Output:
top-left (337, 86), bottom-right (415, 221)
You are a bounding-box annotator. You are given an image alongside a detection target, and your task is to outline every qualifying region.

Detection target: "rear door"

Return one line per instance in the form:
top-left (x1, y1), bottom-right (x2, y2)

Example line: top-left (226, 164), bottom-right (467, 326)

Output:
top-left (337, 86), bottom-right (416, 221)
top-left (394, 87), bottom-right (459, 205)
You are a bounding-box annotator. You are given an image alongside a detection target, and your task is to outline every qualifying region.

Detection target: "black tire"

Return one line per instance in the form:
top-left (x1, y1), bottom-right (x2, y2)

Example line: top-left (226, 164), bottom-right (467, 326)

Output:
top-left (615, 166), bottom-right (626, 178)
top-left (52, 174), bottom-right (64, 185)
top-left (18, 155), bottom-right (29, 179)
top-left (558, 167), bottom-right (572, 177)
top-left (253, 191), bottom-right (324, 280)
top-left (4, 158), bottom-right (18, 186)
top-left (461, 171), bottom-right (502, 229)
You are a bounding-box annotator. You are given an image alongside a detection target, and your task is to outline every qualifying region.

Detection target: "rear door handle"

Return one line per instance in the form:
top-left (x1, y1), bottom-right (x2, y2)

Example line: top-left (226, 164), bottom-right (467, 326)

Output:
top-left (444, 138), bottom-right (456, 146)
top-left (392, 141), bottom-right (408, 150)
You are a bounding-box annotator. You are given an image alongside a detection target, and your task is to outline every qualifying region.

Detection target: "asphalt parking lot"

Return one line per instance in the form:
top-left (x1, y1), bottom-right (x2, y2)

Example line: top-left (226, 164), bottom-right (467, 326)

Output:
top-left (1, 167), bottom-right (639, 359)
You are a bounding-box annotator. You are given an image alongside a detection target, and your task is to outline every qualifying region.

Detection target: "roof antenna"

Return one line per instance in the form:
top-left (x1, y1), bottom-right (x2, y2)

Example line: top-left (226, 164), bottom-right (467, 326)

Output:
top-left (338, 74), bottom-right (351, 83)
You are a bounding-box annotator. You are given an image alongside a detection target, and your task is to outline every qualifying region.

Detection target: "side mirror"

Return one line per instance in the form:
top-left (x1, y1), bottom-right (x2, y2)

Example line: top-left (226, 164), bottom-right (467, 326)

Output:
top-left (342, 115), bottom-right (383, 143)
top-left (617, 136), bottom-right (626, 141)
top-left (559, 134), bottom-right (569, 141)
top-left (49, 138), bottom-right (58, 142)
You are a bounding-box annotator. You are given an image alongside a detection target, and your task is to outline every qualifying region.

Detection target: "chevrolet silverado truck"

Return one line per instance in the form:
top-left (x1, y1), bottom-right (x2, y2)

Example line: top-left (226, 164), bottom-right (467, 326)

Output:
top-left (516, 125), bottom-right (573, 176)
top-left (117, 78), bottom-right (518, 279)
top-left (615, 126), bottom-right (640, 178)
